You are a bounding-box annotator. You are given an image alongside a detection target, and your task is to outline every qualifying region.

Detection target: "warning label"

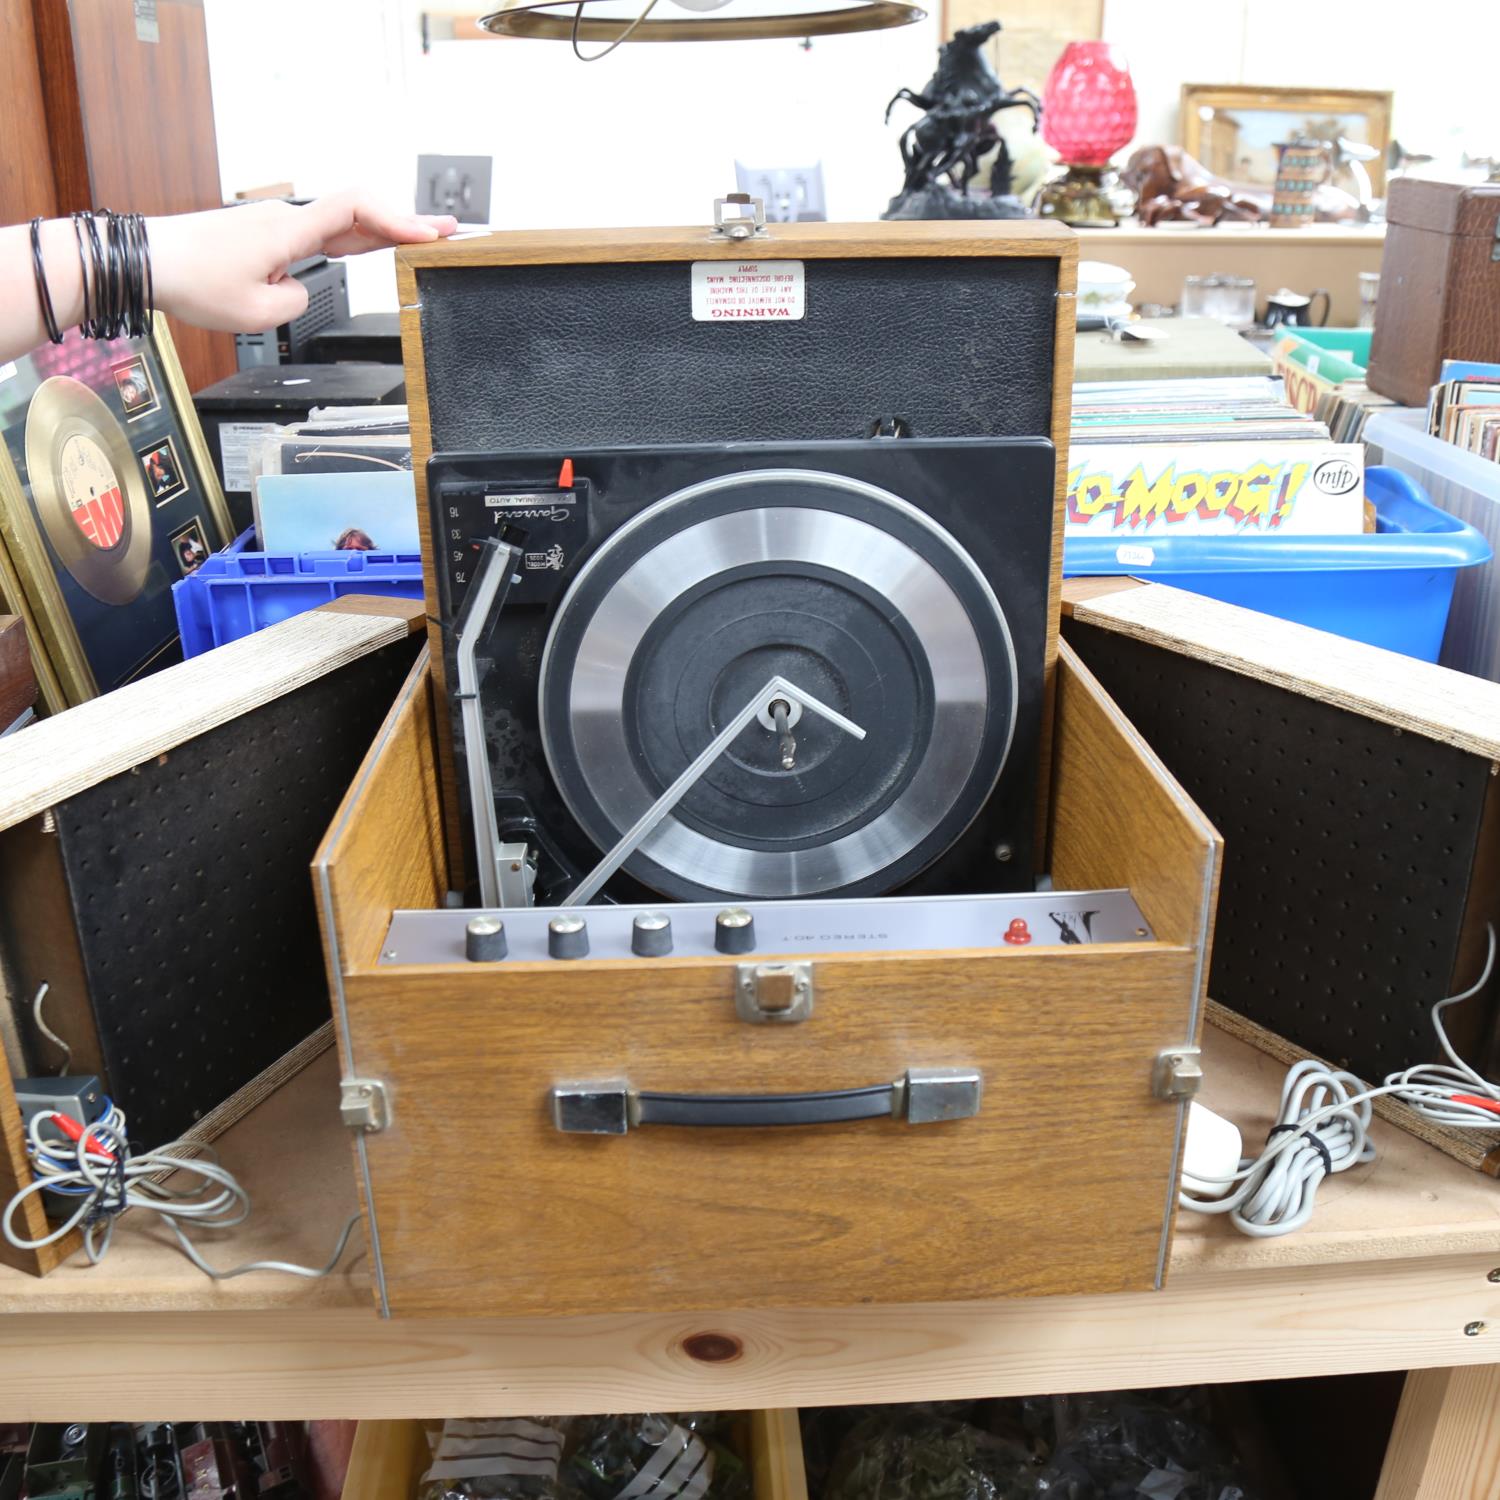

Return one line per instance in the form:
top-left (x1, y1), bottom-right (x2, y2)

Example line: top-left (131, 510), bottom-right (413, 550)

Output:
top-left (691, 260), bottom-right (805, 322)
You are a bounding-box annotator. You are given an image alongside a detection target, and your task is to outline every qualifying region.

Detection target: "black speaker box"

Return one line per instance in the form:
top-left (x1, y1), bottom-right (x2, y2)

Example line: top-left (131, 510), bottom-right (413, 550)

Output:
top-left (1063, 579), bottom-right (1500, 1172)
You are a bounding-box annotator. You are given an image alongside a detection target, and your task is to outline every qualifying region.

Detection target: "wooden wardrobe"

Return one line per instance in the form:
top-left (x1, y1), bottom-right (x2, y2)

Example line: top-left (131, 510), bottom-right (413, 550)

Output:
top-left (0, 0), bottom-right (237, 392)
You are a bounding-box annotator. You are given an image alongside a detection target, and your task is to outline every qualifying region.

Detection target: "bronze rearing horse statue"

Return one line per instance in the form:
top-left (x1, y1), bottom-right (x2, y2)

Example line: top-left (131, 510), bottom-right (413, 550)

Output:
top-left (885, 20), bottom-right (1041, 199)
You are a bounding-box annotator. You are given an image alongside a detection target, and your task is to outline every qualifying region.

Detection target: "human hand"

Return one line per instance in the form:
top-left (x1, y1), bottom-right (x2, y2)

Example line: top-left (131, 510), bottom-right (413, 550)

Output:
top-left (148, 192), bottom-right (459, 334)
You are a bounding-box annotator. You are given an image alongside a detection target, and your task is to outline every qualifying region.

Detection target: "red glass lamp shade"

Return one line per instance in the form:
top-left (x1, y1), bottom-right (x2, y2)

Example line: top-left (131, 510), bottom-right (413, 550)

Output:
top-left (1041, 41), bottom-right (1137, 166)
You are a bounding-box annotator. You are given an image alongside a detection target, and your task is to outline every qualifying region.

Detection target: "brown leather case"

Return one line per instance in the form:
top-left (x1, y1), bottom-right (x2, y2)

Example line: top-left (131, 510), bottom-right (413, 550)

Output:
top-left (1367, 180), bottom-right (1500, 406)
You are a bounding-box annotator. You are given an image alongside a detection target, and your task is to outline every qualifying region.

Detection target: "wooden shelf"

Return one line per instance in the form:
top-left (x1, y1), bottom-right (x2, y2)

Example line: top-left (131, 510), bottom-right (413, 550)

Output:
top-left (0, 1047), bottom-right (367, 1315)
top-left (0, 1017), bottom-right (1495, 1422)
top-left (1076, 221), bottom-right (1385, 326)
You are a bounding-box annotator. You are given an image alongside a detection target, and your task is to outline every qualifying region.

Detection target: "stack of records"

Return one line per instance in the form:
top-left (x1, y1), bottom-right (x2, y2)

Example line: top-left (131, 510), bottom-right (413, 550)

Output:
top-left (247, 406), bottom-right (420, 556)
top-left (1068, 378), bottom-right (1367, 540)
top-left (1427, 360), bottom-right (1500, 462)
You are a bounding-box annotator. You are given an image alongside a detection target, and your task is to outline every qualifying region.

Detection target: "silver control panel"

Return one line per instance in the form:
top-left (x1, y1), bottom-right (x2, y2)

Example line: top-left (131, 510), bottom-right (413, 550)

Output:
top-left (378, 888), bottom-right (1153, 965)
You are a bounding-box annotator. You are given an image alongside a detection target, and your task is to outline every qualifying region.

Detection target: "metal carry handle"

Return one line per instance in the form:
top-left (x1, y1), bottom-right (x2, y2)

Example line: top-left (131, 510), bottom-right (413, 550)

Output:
top-left (550, 1067), bottom-right (981, 1135)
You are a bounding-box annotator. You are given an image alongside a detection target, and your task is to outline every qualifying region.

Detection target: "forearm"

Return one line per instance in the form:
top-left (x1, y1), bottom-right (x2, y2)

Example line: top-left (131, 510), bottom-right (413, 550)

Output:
top-left (0, 219), bottom-right (88, 364)
top-left (2, 196), bottom-right (455, 366)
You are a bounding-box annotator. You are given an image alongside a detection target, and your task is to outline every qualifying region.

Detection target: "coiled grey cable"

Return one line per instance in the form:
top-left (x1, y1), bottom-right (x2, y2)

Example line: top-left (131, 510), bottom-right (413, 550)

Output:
top-left (2, 1106), bottom-right (359, 1280)
top-left (1181, 925), bottom-right (1500, 1237)
top-left (31, 982), bottom-right (71, 1073)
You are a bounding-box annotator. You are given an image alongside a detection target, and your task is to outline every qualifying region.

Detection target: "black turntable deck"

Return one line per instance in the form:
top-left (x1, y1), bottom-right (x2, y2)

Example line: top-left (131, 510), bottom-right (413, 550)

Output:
top-left (430, 436), bottom-right (1054, 905)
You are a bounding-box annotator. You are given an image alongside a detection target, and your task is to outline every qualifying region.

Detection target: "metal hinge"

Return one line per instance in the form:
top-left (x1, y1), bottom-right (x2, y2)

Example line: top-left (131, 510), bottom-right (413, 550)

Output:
top-left (340, 1078), bottom-right (389, 1133)
top-left (1152, 1046), bottom-right (1203, 1101)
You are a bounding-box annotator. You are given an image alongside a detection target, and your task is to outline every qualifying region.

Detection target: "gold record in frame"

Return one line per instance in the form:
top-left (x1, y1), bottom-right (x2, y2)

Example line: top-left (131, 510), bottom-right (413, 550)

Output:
top-left (0, 320), bottom-right (234, 708)
top-left (24, 378), bottom-right (153, 606)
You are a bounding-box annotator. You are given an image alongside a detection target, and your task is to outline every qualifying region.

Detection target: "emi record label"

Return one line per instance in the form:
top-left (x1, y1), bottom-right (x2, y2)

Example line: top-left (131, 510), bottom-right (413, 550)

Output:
top-left (691, 261), bottom-right (805, 321)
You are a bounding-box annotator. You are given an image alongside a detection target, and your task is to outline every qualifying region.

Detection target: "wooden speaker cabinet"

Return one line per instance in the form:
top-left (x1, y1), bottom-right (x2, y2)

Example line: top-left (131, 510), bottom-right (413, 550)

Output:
top-left (0, 597), bottom-right (423, 1277)
top-left (1063, 578), bottom-right (1500, 1175)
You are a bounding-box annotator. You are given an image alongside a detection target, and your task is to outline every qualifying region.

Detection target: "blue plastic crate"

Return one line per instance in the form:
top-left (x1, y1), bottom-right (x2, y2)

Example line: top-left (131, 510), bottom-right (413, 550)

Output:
top-left (1063, 467), bottom-right (1493, 661)
top-left (173, 529), bottom-right (424, 658)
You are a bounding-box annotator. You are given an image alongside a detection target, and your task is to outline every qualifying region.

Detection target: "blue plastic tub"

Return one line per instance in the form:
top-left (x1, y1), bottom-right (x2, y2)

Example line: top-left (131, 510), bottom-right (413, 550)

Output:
top-left (173, 529), bottom-right (424, 658)
top-left (1063, 467), bottom-right (1493, 661)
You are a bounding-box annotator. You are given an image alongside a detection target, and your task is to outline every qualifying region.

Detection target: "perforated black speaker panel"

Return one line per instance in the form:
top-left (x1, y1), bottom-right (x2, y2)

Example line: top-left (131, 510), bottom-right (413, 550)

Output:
top-left (50, 636), bottom-right (420, 1147)
top-left (416, 257), bottom-right (1059, 451)
top-left (1065, 621), bottom-right (1490, 1081)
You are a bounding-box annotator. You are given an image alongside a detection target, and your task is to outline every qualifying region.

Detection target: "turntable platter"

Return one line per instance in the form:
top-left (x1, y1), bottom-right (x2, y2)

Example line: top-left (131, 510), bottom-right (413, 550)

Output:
top-left (539, 469), bottom-right (1017, 901)
top-left (24, 377), bottom-right (152, 606)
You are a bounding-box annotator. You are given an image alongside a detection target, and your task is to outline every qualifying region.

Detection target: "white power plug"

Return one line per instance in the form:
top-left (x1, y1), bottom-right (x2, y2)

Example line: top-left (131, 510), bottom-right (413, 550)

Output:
top-left (1182, 1100), bottom-right (1243, 1188)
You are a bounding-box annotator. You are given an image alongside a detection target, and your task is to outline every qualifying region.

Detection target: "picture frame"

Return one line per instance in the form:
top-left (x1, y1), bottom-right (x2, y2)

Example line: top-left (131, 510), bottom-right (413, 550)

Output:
top-left (1180, 85), bottom-right (1394, 197)
top-left (0, 320), bottom-right (233, 711)
top-left (140, 433), bottom-right (189, 505)
top-left (939, 0), bottom-right (1103, 97)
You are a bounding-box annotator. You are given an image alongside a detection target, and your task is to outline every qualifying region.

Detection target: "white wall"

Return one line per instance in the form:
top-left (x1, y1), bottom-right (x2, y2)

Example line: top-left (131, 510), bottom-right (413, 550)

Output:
top-left (203, 0), bottom-right (1500, 314)
top-left (1102, 0), bottom-right (1500, 166)
top-left (203, 0), bottom-right (940, 311)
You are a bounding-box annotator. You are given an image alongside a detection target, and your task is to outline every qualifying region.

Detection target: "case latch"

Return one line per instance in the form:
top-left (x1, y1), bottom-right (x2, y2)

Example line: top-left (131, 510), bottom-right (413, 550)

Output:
top-left (1152, 1047), bottom-right (1203, 1100)
top-left (712, 193), bottom-right (768, 241)
top-left (736, 961), bottom-right (814, 1023)
top-left (340, 1078), bottom-right (389, 1133)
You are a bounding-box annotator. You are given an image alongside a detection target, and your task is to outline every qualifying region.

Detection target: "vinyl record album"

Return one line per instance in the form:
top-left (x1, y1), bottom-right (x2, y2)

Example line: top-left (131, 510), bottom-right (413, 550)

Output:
top-left (24, 376), bottom-right (152, 606)
top-left (538, 469), bottom-right (1018, 901)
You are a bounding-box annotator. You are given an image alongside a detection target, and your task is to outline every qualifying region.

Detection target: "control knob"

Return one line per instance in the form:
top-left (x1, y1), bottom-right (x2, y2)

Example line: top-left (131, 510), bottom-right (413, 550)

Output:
top-left (714, 907), bottom-right (756, 955)
top-left (632, 912), bottom-right (674, 957)
top-left (465, 915), bottom-right (508, 962)
top-left (548, 914), bottom-right (590, 960)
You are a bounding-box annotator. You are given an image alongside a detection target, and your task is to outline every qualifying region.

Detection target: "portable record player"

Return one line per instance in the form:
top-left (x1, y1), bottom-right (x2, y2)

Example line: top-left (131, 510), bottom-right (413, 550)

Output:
top-left (428, 436), bottom-right (1053, 907)
top-left (313, 217), bottom-right (1222, 1320)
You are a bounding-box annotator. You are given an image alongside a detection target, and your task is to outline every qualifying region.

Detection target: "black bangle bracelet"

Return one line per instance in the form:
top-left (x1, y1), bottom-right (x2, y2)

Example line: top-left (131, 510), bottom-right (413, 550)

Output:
top-left (102, 209), bottom-right (126, 337)
top-left (67, 210), bottom-right (155, 342)
top-left (72, 212), bottom-right (105, 338)
top-left (29, 218), bottom-right (64, 345)
top-left (124, 214), bottom-right (151, 337)
top-left (101, 210), bottom-right (120, 336)
top-left (121, 215), bottom-right (140, 337)
top-left (139, 215), bottom-right (154, 335)
top-left (69, 213), bottom-right (91, 337)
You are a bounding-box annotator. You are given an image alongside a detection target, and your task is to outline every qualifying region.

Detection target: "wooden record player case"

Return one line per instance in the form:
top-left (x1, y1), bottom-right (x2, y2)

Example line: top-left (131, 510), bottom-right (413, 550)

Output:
top-left (315, 637), bottom-right (1219, 1318)
top-left (314, 222), bottom-right (1222, 1320)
